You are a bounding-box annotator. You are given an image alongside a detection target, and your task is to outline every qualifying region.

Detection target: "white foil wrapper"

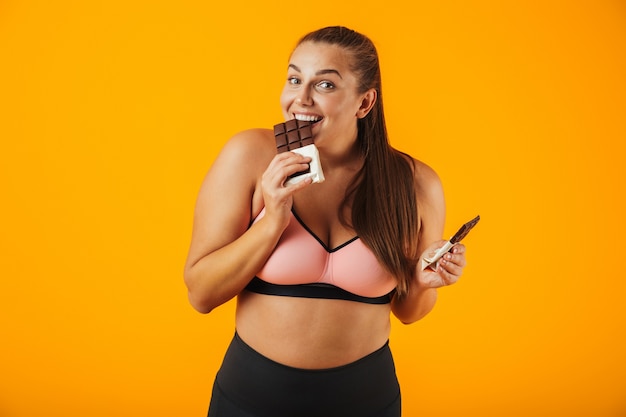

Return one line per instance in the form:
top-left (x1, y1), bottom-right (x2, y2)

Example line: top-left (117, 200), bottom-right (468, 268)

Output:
top-left (284, 144), bottom-right (325, 186)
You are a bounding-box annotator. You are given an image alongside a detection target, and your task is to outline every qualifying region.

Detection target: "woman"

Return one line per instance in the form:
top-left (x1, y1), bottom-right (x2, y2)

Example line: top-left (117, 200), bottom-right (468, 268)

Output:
top-left (184, 26), bottom-right (467, 417)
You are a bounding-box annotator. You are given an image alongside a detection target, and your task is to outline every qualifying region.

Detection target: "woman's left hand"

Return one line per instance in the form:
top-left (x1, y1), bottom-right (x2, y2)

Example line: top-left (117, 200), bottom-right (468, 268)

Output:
top-left (417, 240), bottom-right (467, 289)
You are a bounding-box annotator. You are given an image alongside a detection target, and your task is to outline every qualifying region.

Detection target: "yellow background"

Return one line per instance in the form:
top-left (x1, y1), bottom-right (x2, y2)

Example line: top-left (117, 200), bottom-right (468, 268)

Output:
top-left (1, 1), bottom-right (625, 416)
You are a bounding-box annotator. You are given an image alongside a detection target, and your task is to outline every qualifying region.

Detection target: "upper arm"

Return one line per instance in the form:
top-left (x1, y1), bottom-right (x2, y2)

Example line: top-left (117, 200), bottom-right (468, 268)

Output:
top-left (185, 129), bottom-right (272, 271)
top-left (414, 159), bottom-right (446, 253)
top-left (390, 158), bottom-right (446, 323)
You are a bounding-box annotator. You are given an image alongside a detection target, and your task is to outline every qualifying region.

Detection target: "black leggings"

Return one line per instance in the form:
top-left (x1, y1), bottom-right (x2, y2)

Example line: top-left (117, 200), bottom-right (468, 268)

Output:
top-left (208, 332), bottom-right (401, 417)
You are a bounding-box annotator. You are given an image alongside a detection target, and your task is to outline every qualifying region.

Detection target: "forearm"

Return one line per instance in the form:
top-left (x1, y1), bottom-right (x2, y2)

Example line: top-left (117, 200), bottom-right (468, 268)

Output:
top-left (184, 217), bottom-right (284, 314)
top-left (391, 282), bottom-right (438, 324)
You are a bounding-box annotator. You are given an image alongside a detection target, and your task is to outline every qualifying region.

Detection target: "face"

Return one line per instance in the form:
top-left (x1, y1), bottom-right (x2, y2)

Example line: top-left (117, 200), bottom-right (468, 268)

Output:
top-left (280, 41), bottom-right (375, 152)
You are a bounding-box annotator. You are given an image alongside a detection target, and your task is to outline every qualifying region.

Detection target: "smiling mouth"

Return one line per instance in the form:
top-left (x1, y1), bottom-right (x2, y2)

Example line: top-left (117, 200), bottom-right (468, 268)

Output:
top-left (294, 114), bottom-right (323, 125)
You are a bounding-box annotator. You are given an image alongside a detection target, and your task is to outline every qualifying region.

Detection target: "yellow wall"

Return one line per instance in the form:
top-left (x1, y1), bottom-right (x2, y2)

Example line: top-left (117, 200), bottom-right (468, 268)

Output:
top-left (1, 1), bottom-right (625, 416)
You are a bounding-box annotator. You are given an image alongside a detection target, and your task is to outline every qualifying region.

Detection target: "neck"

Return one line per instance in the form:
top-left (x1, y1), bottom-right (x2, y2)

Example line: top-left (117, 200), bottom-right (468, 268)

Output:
top-left (318, 135), bottom-right (363, 169)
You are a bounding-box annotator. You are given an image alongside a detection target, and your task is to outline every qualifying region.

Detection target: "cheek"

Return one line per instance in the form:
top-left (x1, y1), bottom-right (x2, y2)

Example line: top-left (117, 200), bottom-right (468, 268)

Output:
top-left (328, 98), bottom-right (358, 120)
top-left (279, 87), bottom-right (293, 112)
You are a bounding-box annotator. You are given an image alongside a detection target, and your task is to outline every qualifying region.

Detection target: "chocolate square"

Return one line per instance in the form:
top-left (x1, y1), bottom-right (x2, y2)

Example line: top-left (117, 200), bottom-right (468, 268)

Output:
top-left (274, 120), bottom-right (313, 153)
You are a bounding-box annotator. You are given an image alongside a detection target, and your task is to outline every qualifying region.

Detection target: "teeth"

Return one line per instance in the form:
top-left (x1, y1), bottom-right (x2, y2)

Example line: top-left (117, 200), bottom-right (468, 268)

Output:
top-left (295, 114), bottom-right (321, 122)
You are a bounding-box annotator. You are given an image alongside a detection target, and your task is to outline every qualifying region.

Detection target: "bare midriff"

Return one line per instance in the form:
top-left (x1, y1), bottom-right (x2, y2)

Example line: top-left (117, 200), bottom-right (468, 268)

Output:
top-left (235, 290), bottom-right (392, 370)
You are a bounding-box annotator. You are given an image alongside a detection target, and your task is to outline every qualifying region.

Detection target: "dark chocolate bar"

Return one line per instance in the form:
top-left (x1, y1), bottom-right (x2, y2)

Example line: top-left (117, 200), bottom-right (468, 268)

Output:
top-left (274, 119), bottom-right (314, 153)
top-left (450, 215), bottom-right (480, 244)
top-left (272, 119), bottom-right (325, 185)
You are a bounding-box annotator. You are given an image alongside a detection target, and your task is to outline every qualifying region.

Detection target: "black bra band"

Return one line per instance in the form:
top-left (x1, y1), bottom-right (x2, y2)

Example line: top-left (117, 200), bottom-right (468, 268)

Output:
top-left (245, 277), bottom-right (394, 305)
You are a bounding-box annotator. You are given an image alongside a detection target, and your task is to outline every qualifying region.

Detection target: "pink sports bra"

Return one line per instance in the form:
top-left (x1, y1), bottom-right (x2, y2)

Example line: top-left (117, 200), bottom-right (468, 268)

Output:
top-left (245, 208), bottom-right (397, 304)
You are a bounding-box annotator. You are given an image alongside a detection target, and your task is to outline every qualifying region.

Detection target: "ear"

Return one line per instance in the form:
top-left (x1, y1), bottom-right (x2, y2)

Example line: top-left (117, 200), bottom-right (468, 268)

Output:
top-left (356, 88), bottom-right (377, 119)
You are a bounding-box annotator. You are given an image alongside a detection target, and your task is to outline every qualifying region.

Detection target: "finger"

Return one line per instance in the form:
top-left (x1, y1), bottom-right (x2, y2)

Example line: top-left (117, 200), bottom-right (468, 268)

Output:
top-left (439, 256), bottom-right (462, 284)
top-left (267, 152), bottom-right (311, 172)
top-left (438, 267), bottom-right (459, 286)
top-left (281, 151), bottom-right (312, 165)
top-left (280, 166), bottom-right (313, 185)
top-left (451, 243), bottom-right (466, 255)
top-left (446, 251), bottom-right (466, 269)
top-left (443, 253), bottom-right (465, 273)
top-left (264, 155), bottom-right (312, 188)
top-left (285, 175), bottom-right (313, 192)
top-left (277, 153), bottom-right (312, 179)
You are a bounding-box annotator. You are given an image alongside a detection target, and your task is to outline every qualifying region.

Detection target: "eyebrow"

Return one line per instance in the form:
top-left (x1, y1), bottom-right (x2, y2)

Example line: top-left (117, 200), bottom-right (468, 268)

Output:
top-left (288, 64), bottom-right (343, 79)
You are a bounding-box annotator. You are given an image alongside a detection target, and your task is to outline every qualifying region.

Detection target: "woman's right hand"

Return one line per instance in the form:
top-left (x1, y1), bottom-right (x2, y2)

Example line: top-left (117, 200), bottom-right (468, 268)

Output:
top-left (260, 151), bottom-right (313, 228)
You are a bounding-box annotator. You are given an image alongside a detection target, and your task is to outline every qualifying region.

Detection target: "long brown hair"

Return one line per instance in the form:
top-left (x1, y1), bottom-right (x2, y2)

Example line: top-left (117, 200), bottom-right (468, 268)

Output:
top-left (296, 26), bottom-right (419, 298)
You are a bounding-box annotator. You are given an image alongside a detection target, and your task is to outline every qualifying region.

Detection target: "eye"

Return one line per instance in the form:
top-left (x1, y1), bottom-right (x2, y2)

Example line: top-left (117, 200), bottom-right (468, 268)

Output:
top-left (287, 76), bottom-right (301, 85)
top-left (316, 81), bottom-right (335, 90)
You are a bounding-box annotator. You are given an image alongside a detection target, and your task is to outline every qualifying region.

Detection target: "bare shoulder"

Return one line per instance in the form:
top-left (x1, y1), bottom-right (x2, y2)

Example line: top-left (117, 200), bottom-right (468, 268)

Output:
top-left (402, 155), bottom-right (446, 241)
top-left (201, 127), bottom-right (275, 217)
top-left (218, 128), bottom-right (275, 167)
top-left (407, 157), bottom-right (444, 207)
top-left (198, 128), bottom-right (275, 216)
top-left (206, 128), bottom-right (275, 189)
top-left (186, 128), bottom-right (275, 267)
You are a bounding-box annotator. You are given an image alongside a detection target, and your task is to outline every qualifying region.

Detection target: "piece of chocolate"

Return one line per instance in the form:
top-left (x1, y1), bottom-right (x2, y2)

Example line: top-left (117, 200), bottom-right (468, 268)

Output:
top-left (273, 119), bottom-right (325, 185)
top-left (274, 119), bottom-right (314, 153)
top-left (421, 215), bottom-right (480, 271)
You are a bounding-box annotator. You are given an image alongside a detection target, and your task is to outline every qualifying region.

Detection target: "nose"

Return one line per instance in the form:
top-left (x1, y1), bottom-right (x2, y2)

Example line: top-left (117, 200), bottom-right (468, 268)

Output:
top-left (295, 87), bottom-right (313, 106)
